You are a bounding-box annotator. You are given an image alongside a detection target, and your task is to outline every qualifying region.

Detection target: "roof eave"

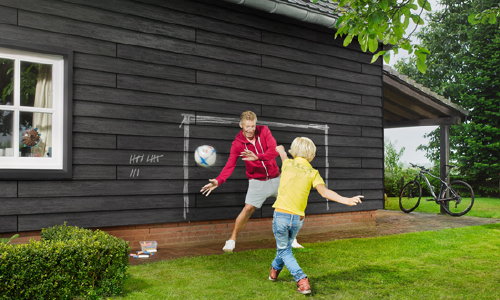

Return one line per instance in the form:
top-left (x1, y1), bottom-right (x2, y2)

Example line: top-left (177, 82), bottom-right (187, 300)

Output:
top-left (383, 66), bottom-right (469, 118)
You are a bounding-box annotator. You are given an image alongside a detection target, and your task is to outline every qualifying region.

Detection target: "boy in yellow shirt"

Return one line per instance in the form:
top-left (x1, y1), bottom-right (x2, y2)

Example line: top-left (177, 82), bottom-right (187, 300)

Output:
top-left (269, 137), bottom-right (363, 295)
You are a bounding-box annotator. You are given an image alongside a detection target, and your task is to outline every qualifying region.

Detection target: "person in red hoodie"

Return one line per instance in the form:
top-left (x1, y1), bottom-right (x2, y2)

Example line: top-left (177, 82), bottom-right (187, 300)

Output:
top-left (200, 111), bottom-right (303, 252)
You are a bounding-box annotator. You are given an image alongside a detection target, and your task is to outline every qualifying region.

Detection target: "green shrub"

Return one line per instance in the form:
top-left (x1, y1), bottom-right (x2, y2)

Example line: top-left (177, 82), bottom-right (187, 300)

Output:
top-left (385, 167), bottom-right (420, 196)
top-left (0, 224), bottom-right (129, 300)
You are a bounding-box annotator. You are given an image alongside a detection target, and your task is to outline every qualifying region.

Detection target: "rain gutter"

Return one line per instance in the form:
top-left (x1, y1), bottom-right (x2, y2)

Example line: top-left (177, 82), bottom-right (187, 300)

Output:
top-left (221, 0), bottom-right (338, 28)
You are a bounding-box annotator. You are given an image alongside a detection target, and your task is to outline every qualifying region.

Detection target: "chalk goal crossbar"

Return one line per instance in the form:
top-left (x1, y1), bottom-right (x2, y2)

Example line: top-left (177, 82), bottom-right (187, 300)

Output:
top-left (180, 114), bottom-right (330, 219)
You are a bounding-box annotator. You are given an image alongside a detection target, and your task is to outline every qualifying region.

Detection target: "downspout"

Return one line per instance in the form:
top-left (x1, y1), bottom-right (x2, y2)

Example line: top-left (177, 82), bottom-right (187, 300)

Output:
top-left (222, 0), bottom-right (338, 28)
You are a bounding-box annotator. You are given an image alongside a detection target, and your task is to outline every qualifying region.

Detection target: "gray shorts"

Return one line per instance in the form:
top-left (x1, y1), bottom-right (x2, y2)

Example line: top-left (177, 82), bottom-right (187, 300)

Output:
top-left (245, 176), bottom-right (280, 208)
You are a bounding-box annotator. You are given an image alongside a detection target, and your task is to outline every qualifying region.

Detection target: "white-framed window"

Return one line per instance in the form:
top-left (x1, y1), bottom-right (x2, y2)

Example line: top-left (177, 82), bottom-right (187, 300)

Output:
top-left (0, 47), bottom-right (66, 171)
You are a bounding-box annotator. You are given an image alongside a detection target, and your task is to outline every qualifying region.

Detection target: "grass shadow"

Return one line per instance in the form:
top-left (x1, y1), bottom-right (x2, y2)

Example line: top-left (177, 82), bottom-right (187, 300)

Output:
top-left (120, 276), bottom-right (152, 296)
top-left (311, 265), bottom-right (408, 297)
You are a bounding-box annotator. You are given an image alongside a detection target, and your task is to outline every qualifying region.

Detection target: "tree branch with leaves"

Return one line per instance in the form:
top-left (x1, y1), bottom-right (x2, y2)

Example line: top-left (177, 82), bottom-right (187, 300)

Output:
top-left (313, 0), bottom-right (432, 72)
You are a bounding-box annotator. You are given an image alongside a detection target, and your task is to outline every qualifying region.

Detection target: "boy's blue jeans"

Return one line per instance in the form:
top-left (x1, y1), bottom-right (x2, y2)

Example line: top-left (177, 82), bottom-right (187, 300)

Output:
top-left (271, 211), bottom-right (307, 281)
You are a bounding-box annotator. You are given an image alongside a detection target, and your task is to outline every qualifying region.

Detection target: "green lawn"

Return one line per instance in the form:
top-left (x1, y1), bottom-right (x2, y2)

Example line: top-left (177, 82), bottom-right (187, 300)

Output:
top-left (114, 224), bottom-right (500, 299)
top-left (385, 197), bottom-right (500, 218)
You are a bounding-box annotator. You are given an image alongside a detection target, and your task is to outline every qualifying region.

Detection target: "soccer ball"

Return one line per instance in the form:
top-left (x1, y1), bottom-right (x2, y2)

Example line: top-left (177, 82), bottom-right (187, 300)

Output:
top-left (194, 145), bottom-right (216, 167)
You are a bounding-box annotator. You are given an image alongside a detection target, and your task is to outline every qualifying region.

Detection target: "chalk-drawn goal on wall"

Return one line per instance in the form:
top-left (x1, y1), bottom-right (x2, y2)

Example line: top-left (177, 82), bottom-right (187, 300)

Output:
top-left (180, 114), bottom-right (330, 220)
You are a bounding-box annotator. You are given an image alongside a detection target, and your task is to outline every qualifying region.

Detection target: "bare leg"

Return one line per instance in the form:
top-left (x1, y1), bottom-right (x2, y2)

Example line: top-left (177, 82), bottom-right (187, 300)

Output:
top-left (229, 204), bottom-right (256, 241)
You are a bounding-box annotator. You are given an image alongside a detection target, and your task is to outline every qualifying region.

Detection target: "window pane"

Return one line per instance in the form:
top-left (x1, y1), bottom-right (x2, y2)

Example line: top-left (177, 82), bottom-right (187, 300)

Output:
top-left (0, 109), bottom-right (13, 156)
top-left (19, 111), bottom-right (52, 157)
top-left (0, 58), bottom-right (14, 106)
top-left (21, 62), bottom-right (52, 108)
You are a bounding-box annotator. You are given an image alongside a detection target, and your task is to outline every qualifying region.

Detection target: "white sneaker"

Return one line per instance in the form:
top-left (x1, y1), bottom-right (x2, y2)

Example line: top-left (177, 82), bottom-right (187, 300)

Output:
top-left (292, 238), bottom-right (304, 249)
top-left (222, 239), bottom-right (236, 253)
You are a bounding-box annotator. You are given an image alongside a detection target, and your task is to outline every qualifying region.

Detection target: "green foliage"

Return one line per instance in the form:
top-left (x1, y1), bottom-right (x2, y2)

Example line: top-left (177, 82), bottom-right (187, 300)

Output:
top-left (0, 224), bottom-right (129, 300)
top-left (468, 6), bottom-right (499, 24)
top-left (0, 59), bottom-right (13, 105)
top-left (313, 0), bottom-right (432, 72)
top-left (384, 141), bottom-right (419, 196)
top-left (395, 0), bottom-right (500, 196)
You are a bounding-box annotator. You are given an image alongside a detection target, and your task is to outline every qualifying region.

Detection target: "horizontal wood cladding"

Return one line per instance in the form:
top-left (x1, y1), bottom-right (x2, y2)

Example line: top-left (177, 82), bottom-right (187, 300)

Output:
top-left (75, 53), bottom-right (197, 83)
top-left (17, 180), bottom-right (185, 197)
top-left (73, 165), bottom-right (116, 180)
top-left (0, 5), bottom-right (16, 25)
top-left (74, 101), bottom-right (187, 123)
top-left (317, 77), bottom-right (382, 97)
top-left (317, 100), bottom-right (382, 117)
top-left (138, 0), bottom-right (338, 48)
top-left (362, 127), bottom-right (383, 138)
top-left (72, 147), bottom-right (380, 167)
top-left (0, 216), bottom-right (17, 233)
top-left (196, 71), bottom-right (360, 102)
top-left (362, 158), bottom-right (384, 169)
top-left (262, 56), bottom-right (381, 86)
top-left (73, 133), bottom-right (116, 149)
top-left (73, 149), bottom-right (184, 165)
top-left (73, 116), bottom-right (187, 136)
top-left (260, 31), bottom-right (372, 64)
top-left (0, 0), bottom-right (383, 232)
top-left (116, 166), bottom-right (242, 180)
top-left (73, 85), bottom-right (261, 116)
top-left (74, 69), bottom-right (116, 87)
top-left (117, 45), bottom-right (316, 87)
top-left (116, 75), bottom-right (316, 110)
top-left (197, 30), bottom-right (363, 73)
top-left (362, 96), bottom-right (383, 107)
top-left (188, 206), bottom-right (262, 222)
top-left (4, 0), bottom-right (196, 40)
top-left (0, 23), bottom-right (116, 56)
top-left (17, 11), bottom-right (198, 55)
top-left (18, 209), bottom-right (187, 231)
top-left (64, 0), bottom-right (262, 41)
top-left (195, 193), bottom-right (253, 207)
top-left (262, 106), bottom-right (382, 127)
top-left (1, 195), bottom-right (189, 215)
top-left (0, 181), bottom-right (17, 197)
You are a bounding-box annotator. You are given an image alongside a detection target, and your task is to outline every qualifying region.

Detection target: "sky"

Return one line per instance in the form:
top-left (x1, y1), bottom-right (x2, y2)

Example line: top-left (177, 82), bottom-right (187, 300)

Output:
top-left (383, 0), bottom-right (443, 166)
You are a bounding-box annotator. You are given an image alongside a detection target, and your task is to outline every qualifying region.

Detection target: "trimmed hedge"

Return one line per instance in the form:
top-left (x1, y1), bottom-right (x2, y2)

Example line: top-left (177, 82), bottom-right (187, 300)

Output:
top-left (0, 224), bottom-right (129, 299)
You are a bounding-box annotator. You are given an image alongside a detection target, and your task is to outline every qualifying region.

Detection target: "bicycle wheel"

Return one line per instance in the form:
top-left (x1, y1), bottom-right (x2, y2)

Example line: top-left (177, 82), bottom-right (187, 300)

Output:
top-left (399, 181), bottom-right (422, 213)
top-left (439, 180), bottom-right (474, 216)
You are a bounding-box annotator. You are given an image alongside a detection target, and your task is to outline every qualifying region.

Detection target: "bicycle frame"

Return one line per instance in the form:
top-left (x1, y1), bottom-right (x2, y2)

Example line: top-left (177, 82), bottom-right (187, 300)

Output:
top-left (414, 170), bottom-right (450, 202)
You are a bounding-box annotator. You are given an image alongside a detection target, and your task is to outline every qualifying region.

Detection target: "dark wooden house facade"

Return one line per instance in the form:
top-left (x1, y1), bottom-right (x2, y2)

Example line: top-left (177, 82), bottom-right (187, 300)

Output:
top-left (0, 0), bottom-right (384, 240)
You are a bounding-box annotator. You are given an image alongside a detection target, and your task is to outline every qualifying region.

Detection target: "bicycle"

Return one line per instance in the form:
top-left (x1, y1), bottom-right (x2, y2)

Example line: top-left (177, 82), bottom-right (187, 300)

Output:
top-left (399, 163), bottom-right (474, 216)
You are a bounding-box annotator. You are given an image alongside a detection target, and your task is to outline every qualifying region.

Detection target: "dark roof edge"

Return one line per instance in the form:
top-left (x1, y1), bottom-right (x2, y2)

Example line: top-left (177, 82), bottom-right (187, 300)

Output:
top-left (221, 0), bottom-right (338, 28)
top-left (383, 65), bottom-right (469, 117)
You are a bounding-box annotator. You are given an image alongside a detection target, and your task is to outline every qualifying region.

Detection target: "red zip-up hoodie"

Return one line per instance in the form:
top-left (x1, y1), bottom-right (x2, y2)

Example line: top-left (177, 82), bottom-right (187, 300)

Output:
top-left (215, 125), bottom-right (280, 186)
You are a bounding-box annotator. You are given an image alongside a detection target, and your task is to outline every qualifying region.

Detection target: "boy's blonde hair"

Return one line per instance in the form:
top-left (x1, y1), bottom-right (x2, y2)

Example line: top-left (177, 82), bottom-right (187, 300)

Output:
top-left (240, 111), bottom-right (257, 122)
top-left (289, 137), bottom-right (316, 162)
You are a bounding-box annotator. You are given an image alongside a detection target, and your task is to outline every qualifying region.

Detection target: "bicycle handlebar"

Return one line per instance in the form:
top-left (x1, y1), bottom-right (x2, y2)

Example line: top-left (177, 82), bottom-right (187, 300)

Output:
top-left (410, 163), bottom-right (430, 172)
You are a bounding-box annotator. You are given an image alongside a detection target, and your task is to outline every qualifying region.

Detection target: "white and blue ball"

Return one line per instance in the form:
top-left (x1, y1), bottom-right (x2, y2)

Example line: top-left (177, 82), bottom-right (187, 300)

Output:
top-left (194, 145), bottom-right (216, 168)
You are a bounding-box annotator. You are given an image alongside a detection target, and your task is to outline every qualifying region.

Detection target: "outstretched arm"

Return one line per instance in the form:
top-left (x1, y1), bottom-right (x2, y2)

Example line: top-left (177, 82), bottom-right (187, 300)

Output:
top-left (315, 184), bottom-right (363, 206)
top-left (200, 142), bottom-right (238, 196)
top-left (275, 145), bottom-right (288, 163)
top-left (200, 179), bottom-right (219, 196)
top-left (256, 126), bottom-right (279, 161)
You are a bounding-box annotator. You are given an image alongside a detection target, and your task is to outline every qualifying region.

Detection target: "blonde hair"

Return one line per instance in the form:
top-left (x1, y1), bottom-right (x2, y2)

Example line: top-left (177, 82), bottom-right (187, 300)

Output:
top-left (240, 111), bottom-right (257, 122)
top-left (289, 137), bottom-right (316, 162)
